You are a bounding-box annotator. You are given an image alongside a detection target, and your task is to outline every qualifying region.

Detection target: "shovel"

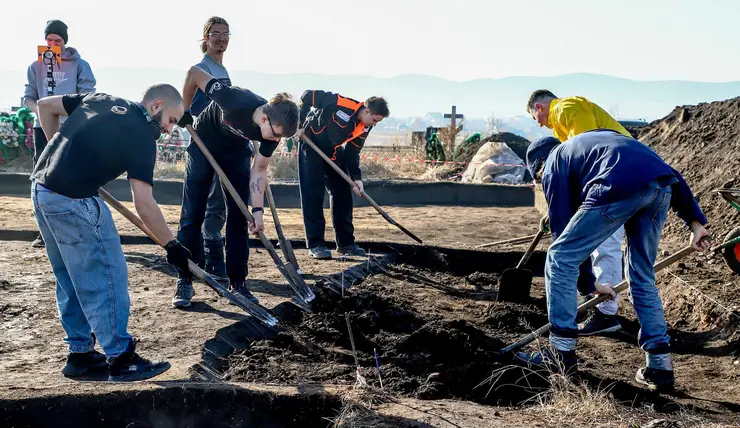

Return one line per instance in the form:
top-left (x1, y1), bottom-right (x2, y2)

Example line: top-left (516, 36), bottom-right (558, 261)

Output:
top-left (476, 232), bottom-right (552, 249)
top-left (500, 240), bottom-right (711, 356)
top-left (185, 125), bottom-right (315, 305)
top-left (299, 134), bottom-right (423, 244)
top-left (97, 187), bottom-right (278, 327)
top-left (265, 181), bottom-right (301, 274)
top-left (496, 216), bottom-right (549, 303)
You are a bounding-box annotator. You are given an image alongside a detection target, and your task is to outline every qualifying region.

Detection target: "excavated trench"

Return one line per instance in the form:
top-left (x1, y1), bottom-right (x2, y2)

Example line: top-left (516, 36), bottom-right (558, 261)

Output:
top-left (193, 245), bottom-right (553, 407)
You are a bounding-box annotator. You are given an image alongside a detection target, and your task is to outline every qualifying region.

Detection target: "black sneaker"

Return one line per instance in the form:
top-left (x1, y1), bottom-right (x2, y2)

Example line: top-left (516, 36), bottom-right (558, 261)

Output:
top-left (31, 234), bottom-right (45, 248)
top-left (108, 340), bottom-right (170, 382)
top-left (337, 244), bottom-right (366, 257)
top-left (578, 310), bottom-right (622, 336)
top-left (229, 282), bottom-right (259, 304)
top-left (515, 348), bottom-right (578, 374)
top-left (636, 367), bottom-right (675, 392)
top-left (61, 350), bottom-right (108, 377)
top-left (308, 245), bottom-right (332, 260)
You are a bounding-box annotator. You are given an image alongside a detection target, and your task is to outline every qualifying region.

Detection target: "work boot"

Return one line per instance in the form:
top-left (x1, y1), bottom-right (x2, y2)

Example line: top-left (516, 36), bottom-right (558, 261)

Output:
top-left (578, 310), bottom-right (622, 336)
top-left (61, 350), bottom-right (108, 377)
top-left (309, 245), bottom-right (332, 260)
top-left (229, 281), bottom-right (259, 304)
top-left (203, 239), bottom-right (227, 280)
top-left (515, 348), bottom-right (578, 375)
top-left (108, 340), bottom-right (170, 382)
top-left (636, 367), bottom-right (675, 392)
top-left (172, 278), bottom-right (194, 308)
top-left (337, 244), bottom-right (366, 257)
top-left (31, 233), bottom-right (45, 248)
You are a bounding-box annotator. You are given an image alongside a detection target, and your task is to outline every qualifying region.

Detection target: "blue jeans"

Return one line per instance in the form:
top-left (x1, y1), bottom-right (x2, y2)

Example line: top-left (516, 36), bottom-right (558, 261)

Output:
top-left (32, 182), bottom-right (132, 357)
top-left (177, 143), bottom-right (251, 283)
top-left (546, 181), bottom-right (673, 354)
top-left (202, 175), bottom-right (226, 242)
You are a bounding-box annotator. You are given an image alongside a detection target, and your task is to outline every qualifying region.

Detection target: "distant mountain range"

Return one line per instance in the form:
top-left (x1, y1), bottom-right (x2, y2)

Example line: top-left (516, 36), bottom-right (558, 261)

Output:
top-left (3, 68), bottom-right (739, 129)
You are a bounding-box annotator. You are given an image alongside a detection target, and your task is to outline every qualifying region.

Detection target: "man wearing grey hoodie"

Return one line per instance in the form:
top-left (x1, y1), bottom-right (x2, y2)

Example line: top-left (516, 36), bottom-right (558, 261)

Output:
top-left (23, 19), bottom-right (97, 248)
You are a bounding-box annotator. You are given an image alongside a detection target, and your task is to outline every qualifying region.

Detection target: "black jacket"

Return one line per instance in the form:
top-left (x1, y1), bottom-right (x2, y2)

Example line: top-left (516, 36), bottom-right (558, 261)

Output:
top-left (300, 90), bottom-right (372, 180)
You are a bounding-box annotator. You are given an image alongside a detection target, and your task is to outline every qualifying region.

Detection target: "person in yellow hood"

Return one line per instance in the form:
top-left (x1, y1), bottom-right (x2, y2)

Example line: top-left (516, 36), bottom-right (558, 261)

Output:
top-left (526, 89), bottom-right (628, 337)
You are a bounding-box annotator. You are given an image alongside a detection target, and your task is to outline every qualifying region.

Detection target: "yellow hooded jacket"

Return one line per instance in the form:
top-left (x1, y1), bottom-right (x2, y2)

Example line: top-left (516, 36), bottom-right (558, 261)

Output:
top-left (547, 96), bottom-right (631, 142)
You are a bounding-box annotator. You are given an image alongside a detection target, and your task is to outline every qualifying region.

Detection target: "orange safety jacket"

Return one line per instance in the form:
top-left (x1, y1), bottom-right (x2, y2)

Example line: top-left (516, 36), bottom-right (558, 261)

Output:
top-left (300, 89), bottom-right (373, 180)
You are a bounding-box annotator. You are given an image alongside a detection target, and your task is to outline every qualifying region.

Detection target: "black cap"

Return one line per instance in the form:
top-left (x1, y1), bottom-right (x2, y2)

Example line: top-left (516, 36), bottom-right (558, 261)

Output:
top-left (525, 136), bottom-right (560, 179)
top-left (45, 20), bottom-right (68, 43)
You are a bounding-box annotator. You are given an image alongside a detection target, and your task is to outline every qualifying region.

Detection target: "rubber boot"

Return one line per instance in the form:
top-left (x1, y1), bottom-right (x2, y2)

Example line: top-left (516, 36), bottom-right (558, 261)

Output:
top-left (204, 238), bottom-right (227, 280)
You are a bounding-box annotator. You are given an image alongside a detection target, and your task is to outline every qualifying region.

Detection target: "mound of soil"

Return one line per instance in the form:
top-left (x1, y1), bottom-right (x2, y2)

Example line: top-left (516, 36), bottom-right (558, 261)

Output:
top-left (640, 97), bottom-right (740, 242)
top-left (224, 266), bottom-right (549, 405)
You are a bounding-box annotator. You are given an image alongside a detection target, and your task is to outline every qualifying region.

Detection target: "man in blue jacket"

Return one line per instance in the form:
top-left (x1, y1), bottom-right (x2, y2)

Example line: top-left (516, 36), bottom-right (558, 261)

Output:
top-left (23, 19), bottom-right (96, 248)
top-left (519, 130), bottom-right (711, 392)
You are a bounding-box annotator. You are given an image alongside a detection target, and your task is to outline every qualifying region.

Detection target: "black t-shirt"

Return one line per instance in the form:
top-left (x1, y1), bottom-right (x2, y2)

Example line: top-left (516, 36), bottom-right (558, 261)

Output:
top-left (30, 93), bottom-right (161, 198)
top-left (192, 79), bottom-right (279, 158)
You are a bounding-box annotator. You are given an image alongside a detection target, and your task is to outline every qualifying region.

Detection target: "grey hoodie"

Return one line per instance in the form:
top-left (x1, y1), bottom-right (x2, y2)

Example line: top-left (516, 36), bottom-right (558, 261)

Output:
top-left (23, 47), bottom-right (96, 128)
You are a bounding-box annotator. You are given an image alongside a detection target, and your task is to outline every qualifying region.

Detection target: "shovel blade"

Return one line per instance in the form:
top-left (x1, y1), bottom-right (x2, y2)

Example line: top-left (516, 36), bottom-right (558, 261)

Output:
top-left (497, 268), bottom-right (533, 303)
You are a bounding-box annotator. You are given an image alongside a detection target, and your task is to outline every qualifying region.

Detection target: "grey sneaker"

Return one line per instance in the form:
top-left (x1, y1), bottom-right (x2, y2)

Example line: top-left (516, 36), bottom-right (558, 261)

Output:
top-left (308, 245), bottom-right (332, 260)
top-left (578, 310), bottom-right (622, 336)
top-left (337, 244), bottom-right (366, 257)
top-left (172, 279), bottom-right (194, 308)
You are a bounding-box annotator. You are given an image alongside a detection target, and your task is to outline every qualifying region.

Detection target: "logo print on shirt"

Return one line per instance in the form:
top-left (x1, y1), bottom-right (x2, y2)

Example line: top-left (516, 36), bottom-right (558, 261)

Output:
top-left (209, 82), bottom-right (222, 94)
top-left (52, 71), bottom-right (68, 85)
top-left (111, 105), bottom-right (127, 115)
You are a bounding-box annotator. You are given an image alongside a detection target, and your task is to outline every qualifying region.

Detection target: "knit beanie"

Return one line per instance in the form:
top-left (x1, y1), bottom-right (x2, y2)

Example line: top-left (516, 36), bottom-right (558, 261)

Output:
top-left (45, 20), bottom-right (68, 43)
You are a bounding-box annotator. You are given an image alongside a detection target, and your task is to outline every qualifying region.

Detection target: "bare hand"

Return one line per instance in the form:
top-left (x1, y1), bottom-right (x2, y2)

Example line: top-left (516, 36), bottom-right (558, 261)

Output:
top-left (294, 128), bottom-right (304, 140)
top-left (593, 281), bottom-right (617, 300)
top-left (352, 180), bottom-right (364, 196)
top-left (690, 222), bottom-right (712, 251)
top-left (248, 212), bottom-right (264, 237)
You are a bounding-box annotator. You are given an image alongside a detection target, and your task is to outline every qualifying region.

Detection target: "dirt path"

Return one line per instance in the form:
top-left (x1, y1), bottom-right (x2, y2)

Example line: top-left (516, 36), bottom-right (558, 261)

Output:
top-left (0, 196), bottom-right (542, 249)
top-left (0, 197), bottom-right (541, 394)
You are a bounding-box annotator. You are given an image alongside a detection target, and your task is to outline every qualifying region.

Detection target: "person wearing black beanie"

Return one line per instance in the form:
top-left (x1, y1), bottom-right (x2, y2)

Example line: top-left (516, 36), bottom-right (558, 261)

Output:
top-left (44, 19), bottom-right (69, 44)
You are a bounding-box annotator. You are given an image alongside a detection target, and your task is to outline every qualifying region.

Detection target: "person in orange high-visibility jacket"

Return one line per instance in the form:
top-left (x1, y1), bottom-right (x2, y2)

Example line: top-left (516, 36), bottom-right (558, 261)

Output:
top-left (296, 90), bottom-right (390, 260)
top-left (526, 89), bottom-right (630, 337)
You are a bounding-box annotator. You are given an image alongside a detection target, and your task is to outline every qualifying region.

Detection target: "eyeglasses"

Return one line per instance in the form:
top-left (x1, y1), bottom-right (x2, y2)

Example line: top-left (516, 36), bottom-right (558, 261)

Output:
top-left (207, 31), bottom-right (231, 38)
top-left (267, 116), bottom-right (282, 140)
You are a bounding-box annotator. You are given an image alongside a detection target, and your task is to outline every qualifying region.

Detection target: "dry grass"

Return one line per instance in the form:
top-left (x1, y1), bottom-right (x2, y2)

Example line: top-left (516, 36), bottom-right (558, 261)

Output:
top-left (522, 374), bottom-right (734, 427)
top-left (329, 388), bottom-right (407, 428)
top-left (483, 340), bottom-right (737, 428)
top-left (149, 149), bottom-right (450, 182)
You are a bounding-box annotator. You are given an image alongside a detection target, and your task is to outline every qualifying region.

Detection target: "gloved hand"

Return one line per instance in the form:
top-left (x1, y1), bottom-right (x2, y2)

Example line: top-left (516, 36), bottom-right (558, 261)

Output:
top-left (164, 239), bottom-right (192, 273)
top-left (178, 111), bottom-right (194, 128)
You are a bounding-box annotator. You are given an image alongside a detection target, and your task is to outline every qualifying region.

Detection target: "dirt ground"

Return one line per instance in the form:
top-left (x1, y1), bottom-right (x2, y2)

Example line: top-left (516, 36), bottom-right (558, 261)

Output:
top-left (1, 195), bottom-right (739, 427)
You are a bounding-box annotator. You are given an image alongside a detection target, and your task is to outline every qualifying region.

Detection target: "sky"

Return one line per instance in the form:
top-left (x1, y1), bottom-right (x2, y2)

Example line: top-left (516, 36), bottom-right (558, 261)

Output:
top-left (1, 0), bottom-right (738, 83)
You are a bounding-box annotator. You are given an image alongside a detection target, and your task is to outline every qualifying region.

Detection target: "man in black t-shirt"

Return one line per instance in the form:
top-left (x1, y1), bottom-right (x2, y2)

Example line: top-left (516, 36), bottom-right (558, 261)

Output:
top-left (31, 84), bottom-right (193, 382)
top-left (172, 66), bottom-right (299, 308)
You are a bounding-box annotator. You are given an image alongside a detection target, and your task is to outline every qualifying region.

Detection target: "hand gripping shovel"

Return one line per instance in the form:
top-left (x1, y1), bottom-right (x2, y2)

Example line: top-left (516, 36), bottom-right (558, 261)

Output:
top-left (299, 134), bottom-right (423, 244)
top-left (497, 216), bottom-right (549, 303)
top-left (500, 242), bottom-right (704, 356)
top-left (97, 187), bottom-right (278, 327)
top-left (185, 125), bottom-right (315, 306)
